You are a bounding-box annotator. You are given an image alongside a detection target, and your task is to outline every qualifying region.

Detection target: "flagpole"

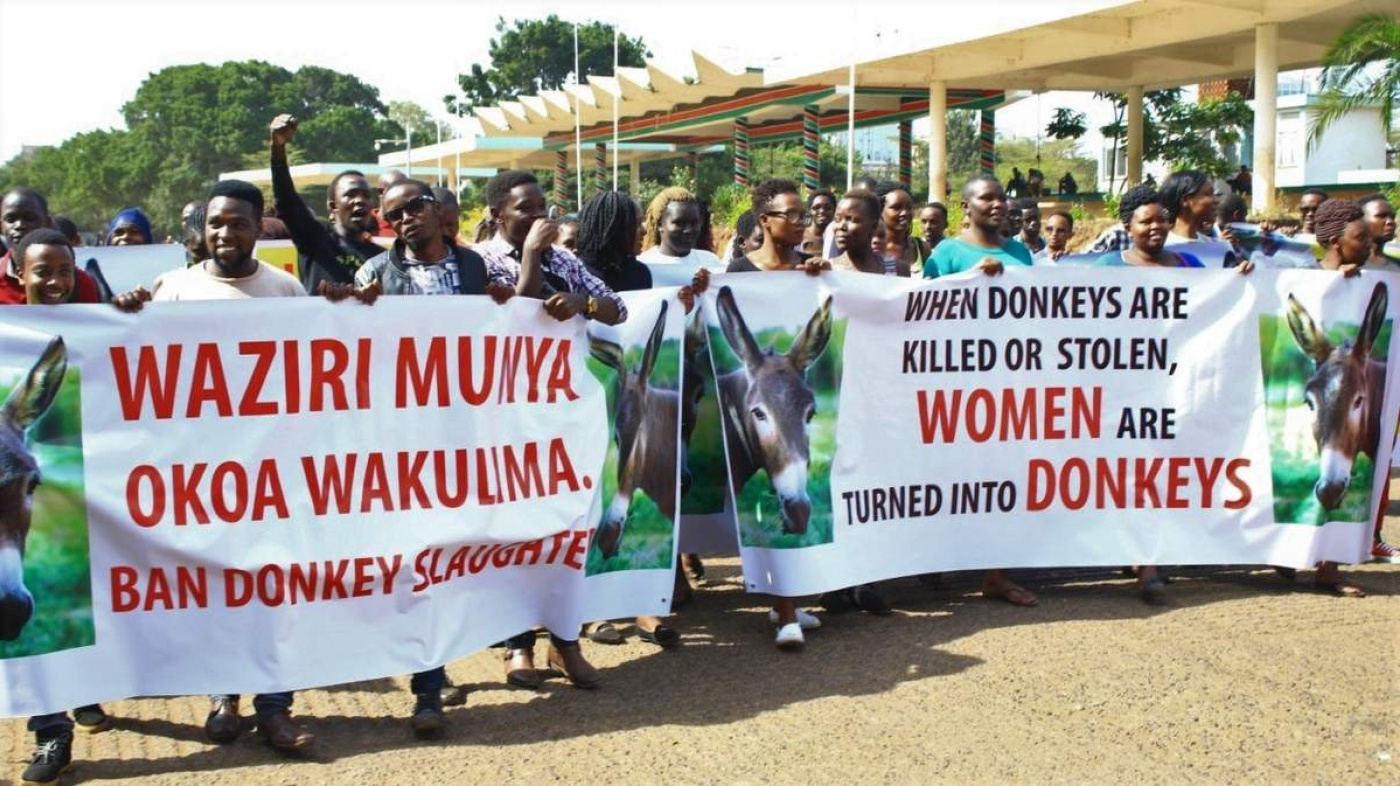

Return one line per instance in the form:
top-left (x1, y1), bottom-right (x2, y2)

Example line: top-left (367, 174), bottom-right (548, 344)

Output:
top-left (574, 23), bottom-right (584, 210)
top-left (612, 23), bottom-right (620, 191)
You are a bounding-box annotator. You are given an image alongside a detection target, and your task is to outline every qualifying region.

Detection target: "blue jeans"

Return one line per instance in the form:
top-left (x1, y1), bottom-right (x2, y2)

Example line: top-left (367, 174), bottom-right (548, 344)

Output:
top-left (209, 692), bottom-right (293, 719)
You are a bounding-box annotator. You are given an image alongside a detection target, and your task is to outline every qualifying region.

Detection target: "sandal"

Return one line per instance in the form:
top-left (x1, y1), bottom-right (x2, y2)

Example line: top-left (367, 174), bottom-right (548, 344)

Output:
top-left (586, 621), bottom-right (625, 645)
top-left (1315, 579), bottom-right (1366, 598)
top-left (637, 623), bottom-right (680, 648)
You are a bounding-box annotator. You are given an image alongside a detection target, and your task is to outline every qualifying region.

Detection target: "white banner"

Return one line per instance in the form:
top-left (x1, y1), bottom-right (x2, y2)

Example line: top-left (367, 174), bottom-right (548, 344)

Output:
top-left (702, 268), bottom-right (1400, 597)
top-left (0, 292), bottom-right (683, 716)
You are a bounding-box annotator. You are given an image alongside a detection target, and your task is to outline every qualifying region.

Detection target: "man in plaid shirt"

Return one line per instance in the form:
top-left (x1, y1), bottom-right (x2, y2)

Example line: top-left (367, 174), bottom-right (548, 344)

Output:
top-left (473, 170), bottom-right (626, 326)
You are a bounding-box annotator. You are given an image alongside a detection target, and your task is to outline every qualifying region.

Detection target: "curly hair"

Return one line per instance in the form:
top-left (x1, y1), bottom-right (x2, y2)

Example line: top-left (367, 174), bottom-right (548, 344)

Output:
top-left (1118, 184), bottom-right (1162, 226)
top-left (751, 178), bottom-right (800, 214)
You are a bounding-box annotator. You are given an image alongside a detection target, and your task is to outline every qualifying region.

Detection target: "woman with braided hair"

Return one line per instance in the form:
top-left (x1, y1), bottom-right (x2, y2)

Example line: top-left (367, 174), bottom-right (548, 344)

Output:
top-left (575, 189), bottom-right (691, 649)
top-left (640, 187), bottom-right (723, 269)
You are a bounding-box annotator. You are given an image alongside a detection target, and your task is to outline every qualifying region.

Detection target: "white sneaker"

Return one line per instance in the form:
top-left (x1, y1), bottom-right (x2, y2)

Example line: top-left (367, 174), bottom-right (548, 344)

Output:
top-left (768, 609), bottom-right (821, 630)
top-left (774, 622), bottom-right (805, 651)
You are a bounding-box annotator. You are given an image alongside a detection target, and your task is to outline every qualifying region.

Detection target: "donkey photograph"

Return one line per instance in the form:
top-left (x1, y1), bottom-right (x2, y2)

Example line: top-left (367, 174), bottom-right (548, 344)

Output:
top-left (587, 301), bottom-right (683, 572)
top-left (713, 285), bottom-right (836, 548)
top-left (1285, 282), bottom-right (1390, 515)
top-left (0, 337), bottom-right (68, 643)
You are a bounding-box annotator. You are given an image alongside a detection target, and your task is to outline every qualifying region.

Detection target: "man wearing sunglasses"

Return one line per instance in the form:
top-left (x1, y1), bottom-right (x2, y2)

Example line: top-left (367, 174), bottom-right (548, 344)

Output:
top-left (268, 114), bottom-right (386, 295)
top-left (345, 177), bottom-right (518, 737)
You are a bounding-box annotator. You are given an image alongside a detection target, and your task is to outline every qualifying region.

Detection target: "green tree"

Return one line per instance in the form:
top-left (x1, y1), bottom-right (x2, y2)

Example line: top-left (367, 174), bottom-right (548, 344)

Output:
top-left (0, 61), bottom-right (398, 237)
top-left (910, 110), bottom-right (980, 200)
top-left (1311, 13), bottom-right (1400, 147)
top-left (445, 16), bottom-right (649, 113)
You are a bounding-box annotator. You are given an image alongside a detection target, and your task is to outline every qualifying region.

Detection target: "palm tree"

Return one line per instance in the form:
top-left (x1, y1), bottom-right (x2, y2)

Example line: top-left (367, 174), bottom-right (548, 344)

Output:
top-left (1309, 13), bottom-right (1399, 148)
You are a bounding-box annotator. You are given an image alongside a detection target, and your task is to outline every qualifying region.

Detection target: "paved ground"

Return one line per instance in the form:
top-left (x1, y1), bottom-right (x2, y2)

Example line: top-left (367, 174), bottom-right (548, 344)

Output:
top-left (3, 527), bottom-right (1396, 785)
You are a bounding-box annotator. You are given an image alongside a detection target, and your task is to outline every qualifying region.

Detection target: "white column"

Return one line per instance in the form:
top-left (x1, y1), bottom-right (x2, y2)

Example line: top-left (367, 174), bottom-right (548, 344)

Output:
top-left (928, 80), bottom-right (948, 204)
top-left (1126, 86), bottom-right (1144, 187)
top-left (629, 157), bottom-right (641, 192)
top-left (1252, 23), bottom-right (1278, 213)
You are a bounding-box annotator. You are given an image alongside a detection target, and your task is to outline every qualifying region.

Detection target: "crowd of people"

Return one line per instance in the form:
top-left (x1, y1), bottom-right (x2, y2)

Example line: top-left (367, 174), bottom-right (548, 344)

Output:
top-left (1, 111), bottom-right (1397, 786)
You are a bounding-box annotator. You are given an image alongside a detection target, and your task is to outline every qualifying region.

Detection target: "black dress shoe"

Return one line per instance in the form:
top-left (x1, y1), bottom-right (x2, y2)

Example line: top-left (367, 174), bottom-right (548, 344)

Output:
top-left (850, 585), bottom-right (892, 616)
top-left (204, 697), bottom-right (242, 744)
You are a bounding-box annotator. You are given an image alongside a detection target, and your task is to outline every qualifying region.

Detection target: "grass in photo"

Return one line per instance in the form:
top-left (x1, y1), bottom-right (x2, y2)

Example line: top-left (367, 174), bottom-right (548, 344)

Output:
top-left (1258, 283), bottom-right (1391, 525)
top-left (0, 338), bottom-right (95, 659)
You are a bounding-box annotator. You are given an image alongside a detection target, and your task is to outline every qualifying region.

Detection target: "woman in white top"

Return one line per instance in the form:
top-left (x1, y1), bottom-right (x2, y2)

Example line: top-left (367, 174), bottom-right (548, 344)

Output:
top-left (1160, 169), bottom-right (1235, 247)
top-left (639, 187), bottom-right (723, 269)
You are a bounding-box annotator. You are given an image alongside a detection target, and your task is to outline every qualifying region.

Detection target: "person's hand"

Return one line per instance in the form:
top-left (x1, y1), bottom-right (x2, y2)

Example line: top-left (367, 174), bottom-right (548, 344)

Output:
top-left (112, 286), bottom-right (151, 313)
top-left (975, 257), bottom-right (1005, 276)
top-left (486, 281), bottom-right (514, 304)
top-left (800, 257), bottom-right (832, 276)
top-left (318, 279), bottom-right (381, 304)
top-left (690, 266), bottom-right (710, 295)
top-left (1236, 259), bottom-right (1255, 275)
top-left (678, 287), bottom-right (696, 314)
top-left (523, 218), bottom-right (560, 256)
top-left (1341, 263), bottom-right (1363, 278)
top-left (353, 279), bottom-right (382, 305)
top-left (270, 114), bottom-right (299, 147)
top-left (1219, 225), bottom-right (1239, 246)
top-left (1280, 225), bottom-right (1300, 237)
top-left (543, 292), bottom-right (586, 321)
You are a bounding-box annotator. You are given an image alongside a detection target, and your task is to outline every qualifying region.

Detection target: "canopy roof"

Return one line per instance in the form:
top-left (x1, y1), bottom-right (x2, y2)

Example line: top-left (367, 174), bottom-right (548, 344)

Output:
top-left (765, 0), bottom-right (1392, 92)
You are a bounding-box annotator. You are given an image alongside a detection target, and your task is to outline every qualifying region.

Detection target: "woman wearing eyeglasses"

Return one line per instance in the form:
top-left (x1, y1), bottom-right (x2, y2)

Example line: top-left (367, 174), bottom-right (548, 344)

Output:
top-left (726, 180), bottom-right (823, 274)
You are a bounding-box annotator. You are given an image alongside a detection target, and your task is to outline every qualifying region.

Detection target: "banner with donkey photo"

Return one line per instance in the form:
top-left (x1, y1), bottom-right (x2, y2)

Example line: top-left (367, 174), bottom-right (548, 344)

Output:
top-left (0, 292), bottom-right (681, 717)
top-left (645, 260), bottom-right (740, 555)
top-left (701, 268), bottom-right (1400, 598)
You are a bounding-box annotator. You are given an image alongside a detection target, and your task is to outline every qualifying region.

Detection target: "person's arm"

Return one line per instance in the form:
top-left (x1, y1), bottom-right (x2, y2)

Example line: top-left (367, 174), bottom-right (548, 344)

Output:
top-left (268, 114), bottom-right (329, 256)
top-left (549, 248), bottom-right (626, 325)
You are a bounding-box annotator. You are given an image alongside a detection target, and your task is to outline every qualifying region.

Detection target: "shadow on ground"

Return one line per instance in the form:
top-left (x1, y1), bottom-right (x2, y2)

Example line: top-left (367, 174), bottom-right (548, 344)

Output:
top-left (61, 561), bottom-right (1398, 782)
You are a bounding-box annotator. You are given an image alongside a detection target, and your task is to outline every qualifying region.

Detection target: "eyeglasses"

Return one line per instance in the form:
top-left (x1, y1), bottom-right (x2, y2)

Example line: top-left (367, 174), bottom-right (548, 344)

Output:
top-left (763, 209), bottom-right (812, 226)
top-left (383, 194), bottom-right (437, 223)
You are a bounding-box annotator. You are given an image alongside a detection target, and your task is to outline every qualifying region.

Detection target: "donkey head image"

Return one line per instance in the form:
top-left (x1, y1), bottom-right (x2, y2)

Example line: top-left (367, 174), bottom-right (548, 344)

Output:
top-left (715, 286), bottom-right (832, 536)
top-left (1287, 283), bottom-right (1389, 511)
top-left (589, 302), bottom-right (680, 560)
top-left (0, 337), bottom-right (68, 641)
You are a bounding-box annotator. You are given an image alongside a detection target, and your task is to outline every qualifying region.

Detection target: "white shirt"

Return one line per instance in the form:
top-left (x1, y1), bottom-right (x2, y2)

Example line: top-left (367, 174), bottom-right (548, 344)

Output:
top-left (639, 246), bottom-right (723, 269)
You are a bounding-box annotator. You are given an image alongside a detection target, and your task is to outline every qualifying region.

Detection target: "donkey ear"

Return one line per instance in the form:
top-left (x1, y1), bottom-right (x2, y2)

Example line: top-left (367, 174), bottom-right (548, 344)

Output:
top-left (716, 286), bottom-right (764, 374)
top-left (684, 303), bottom-right (707, 358)
top-left (636, 300), bottom-right (668, 385)
top-left (588, 336), bottom-right (625, 372)
top-left (1286, 294), bottom-right (1331, 363)
top-left (788, 295), bottom-right (833, 373)
top-left (2, 338), bottom-right (68, 432)
top-left (1354, 282), bottom-right (1389, 359)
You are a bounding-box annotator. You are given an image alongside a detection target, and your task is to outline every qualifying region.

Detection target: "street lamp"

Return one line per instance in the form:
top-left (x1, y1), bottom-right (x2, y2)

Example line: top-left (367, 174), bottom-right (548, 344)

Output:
top-left (374, 127), bottom-right (414, 178)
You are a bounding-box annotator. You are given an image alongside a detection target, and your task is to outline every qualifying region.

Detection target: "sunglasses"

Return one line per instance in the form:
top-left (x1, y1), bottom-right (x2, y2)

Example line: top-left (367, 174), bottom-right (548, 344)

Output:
top-left (764, 209), bottom-right (812, 226)
top-left (383, 194), bottom-right (437, 223)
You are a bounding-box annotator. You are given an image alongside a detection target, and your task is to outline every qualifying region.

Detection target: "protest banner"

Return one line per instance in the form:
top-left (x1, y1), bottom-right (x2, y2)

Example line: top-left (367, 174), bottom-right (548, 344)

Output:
top-left (77, 244), bottom-right (187, 296)
top-left (645, 261), bottom-right (739, 554)
top-left (0, 291), bottom-right (681, 716)
top-left (701, 268), bottom-right (1400, 597)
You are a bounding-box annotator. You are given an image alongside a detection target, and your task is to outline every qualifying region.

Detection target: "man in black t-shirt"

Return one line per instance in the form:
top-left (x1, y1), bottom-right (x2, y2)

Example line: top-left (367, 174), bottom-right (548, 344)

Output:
top-left (267, 114), bottom-right (385, 293)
